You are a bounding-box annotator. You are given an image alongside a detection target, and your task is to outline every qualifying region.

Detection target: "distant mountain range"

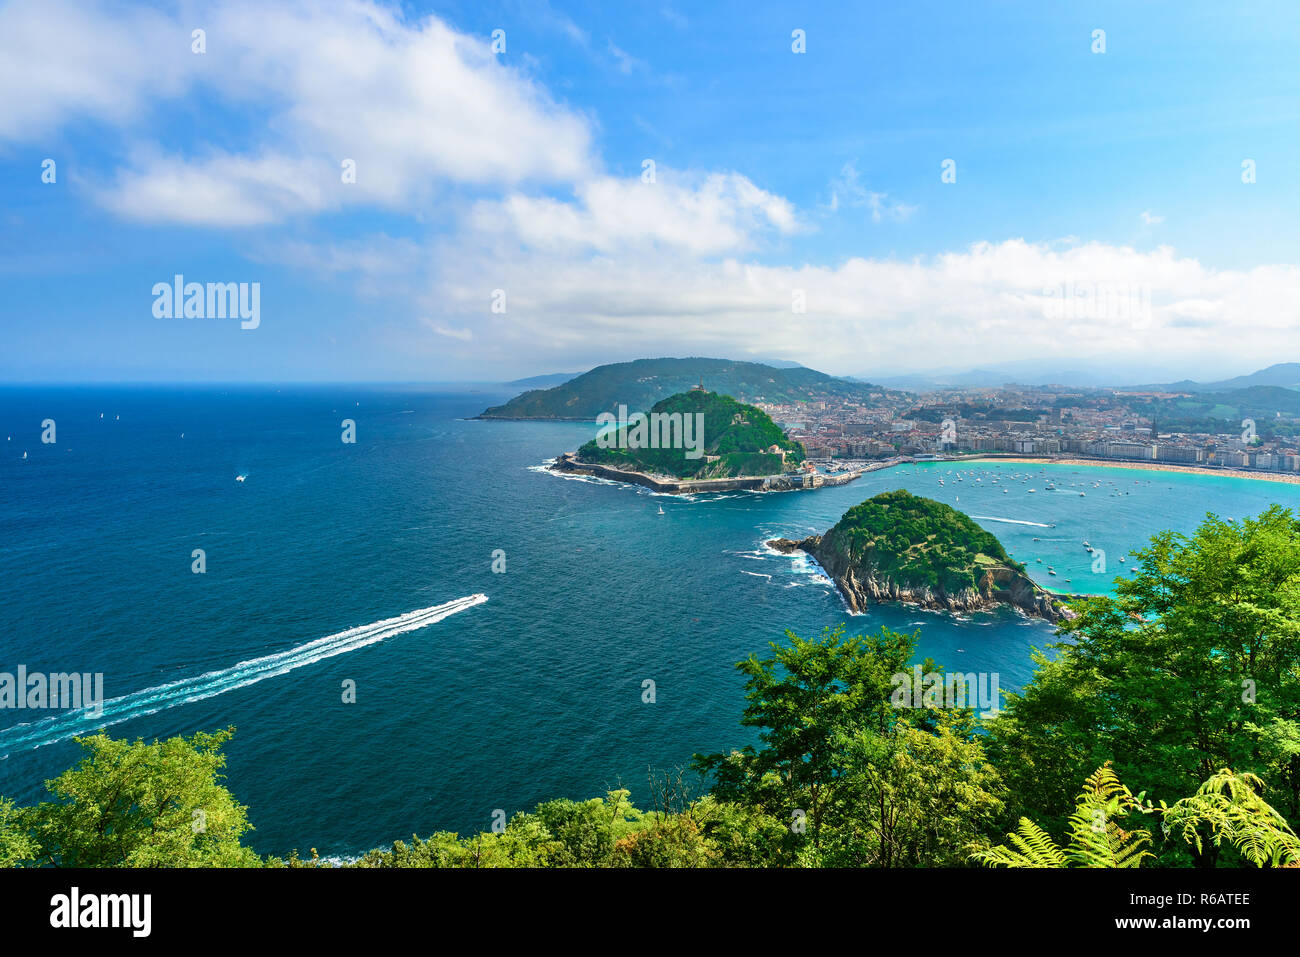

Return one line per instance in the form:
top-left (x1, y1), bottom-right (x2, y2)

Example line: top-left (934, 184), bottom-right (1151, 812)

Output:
top-left (504, 372), bottom-right (581, 389)
top-left (1125, 363), bottom-right (1300, 393)
top-left (858, 358), bottom-right (1175, 391)
top-left (483, 359), bottom-right (1300, 412)
top-left (478, 357), bottom-right (892, 419)
top-left (859, 361), bottom-right (1300, 393)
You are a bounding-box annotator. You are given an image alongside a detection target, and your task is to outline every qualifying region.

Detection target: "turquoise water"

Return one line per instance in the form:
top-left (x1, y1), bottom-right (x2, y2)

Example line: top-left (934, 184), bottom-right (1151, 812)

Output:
top-left (2, 386), bottom-right (1297, 857)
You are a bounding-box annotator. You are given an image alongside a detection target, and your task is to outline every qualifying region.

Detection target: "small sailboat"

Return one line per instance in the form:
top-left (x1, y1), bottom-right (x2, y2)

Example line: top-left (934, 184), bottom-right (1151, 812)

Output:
top-left (657, 505), bottom-right (665, 515)
top-left (21, 451), bottom-right (27, 459)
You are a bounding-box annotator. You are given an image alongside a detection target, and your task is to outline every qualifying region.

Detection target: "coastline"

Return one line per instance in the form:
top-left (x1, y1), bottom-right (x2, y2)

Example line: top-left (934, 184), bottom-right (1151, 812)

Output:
top-left (549, 451), bottom-right (868, 493)
top-left (767, 534), bottom-right (1084, 622)
top-left (960, 456), bottom-right (1300, 486)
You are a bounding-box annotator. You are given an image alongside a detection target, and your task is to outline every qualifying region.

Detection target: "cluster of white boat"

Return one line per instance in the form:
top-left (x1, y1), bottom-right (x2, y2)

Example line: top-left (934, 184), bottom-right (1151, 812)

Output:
top-left (894, 466), bottom-right (1152, 584)
top-left (921, 467), bottom-right (1151, 500)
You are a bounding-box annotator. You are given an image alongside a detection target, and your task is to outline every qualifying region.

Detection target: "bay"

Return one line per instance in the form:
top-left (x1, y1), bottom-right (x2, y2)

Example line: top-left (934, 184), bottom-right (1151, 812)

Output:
top-left (2, 385), bottom-right (1296, 857)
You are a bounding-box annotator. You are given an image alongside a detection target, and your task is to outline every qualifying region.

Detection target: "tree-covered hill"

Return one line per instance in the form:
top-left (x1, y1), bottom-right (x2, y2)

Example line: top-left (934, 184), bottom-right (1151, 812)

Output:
top-left (575, 389), bottom-right (805, 478)
top-left (478, 357), bottom-right (893, 419)
top-left (822, 489), bottom-right (1025, 593)
top-left (1124, 385), bottom-right (1300, 435)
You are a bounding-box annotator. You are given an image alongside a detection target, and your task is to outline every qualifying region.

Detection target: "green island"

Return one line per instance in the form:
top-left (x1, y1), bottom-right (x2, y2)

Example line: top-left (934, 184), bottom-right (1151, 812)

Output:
top-left (575, 389), bottom-right (804, 480)
top-left (4, 507), bottom-right (1300, 868)
top-left (768, 490), bottom-right (1070, 621)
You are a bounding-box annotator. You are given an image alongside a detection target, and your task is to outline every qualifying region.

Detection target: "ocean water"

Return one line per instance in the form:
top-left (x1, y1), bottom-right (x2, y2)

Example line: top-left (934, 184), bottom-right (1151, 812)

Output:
top-left (2, 385), bottom-right (1298, 857)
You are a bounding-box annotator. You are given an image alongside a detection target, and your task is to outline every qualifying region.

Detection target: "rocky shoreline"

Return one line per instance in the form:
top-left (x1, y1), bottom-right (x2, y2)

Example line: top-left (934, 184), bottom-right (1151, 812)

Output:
top-left (767, 535), bottom-right (1078, 623)
top-left (550, 451), bottom-right (865, 494)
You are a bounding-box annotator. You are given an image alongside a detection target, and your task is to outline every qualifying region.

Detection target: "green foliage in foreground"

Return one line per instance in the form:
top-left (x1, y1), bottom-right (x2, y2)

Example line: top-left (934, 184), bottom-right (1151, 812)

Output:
top-left (985, 504), bottom-right (1300, 864)
top-left (0, 797), bottom-right (37, 867)
top-left (344, 792), bottom-right (791, 869)
top-left (3, 507), bottom-right (1298, 868)
top-left (3, 727), bottom-right (260, 867)
top-left (976, 766), bottom-right (1299, 868)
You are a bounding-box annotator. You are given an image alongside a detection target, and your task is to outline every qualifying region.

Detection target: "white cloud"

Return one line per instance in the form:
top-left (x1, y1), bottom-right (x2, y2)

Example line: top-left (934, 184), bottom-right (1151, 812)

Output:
top-left (423, 320), bottom-right (473, 342)
top-left (411, 233), bottom-right (1300, 375)
top-left (99, 152), bottom-right (334, 227)
top-left (7, 0), bottom-right (1295, 382)
top-left (255, 234), bottom-right (424, 277)
top-left (1, 0), bottom-right (594, 223)
top-left (827, 161), bottom-right (916, 223)
top-left (606, 39), bottom-right (646, 75)
top-left (660, 5), bottom-right (689, 30)
top-left (473, 170), bottom-right (799, 256)
top-left (0, 0), bottom-right (191, 139)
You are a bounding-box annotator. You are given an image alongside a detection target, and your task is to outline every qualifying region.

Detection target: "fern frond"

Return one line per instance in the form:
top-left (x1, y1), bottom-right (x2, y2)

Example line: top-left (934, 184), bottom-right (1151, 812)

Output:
top-left (971, 818), bottom-right (1067, 868)
top-left (1061, 764), bottom-right (1154, 868)
top-left (1162, 769), bottom-right (1300, 867)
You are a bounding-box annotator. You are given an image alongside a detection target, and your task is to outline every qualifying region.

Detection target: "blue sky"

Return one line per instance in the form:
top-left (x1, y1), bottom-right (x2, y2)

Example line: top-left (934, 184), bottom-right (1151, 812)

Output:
top-left (2, 0), bottom-right (1298, 382)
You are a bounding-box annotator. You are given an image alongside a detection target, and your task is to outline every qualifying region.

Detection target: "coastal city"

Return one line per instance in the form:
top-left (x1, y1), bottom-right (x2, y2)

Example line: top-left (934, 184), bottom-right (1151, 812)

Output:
top-left (757, 383), bottom-right (1300, 478)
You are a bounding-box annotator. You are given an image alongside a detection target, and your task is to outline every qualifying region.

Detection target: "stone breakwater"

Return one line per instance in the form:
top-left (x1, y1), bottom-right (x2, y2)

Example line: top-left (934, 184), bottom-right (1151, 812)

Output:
top-left (550, 452), bottom-right (866, 494)
top-left (766, 534), bottom-right (1078, 623)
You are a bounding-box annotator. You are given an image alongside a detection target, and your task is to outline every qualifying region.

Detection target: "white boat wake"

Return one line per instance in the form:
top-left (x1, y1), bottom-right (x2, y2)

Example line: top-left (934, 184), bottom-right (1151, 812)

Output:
top-left (0, 595), bottom-right (488, 757)
top-left (969, 515), bottom-right (1054, 528)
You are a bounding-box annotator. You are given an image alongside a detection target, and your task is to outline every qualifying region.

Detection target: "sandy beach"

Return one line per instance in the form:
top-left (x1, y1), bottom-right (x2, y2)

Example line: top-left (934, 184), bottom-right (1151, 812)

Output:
top-left (963, 456), bottom-right (1300, 486)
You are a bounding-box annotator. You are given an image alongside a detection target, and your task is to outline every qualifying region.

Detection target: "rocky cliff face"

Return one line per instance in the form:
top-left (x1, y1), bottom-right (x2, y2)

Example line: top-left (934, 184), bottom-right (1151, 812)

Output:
top-left (767, 533), bottom-right (1074, 623)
